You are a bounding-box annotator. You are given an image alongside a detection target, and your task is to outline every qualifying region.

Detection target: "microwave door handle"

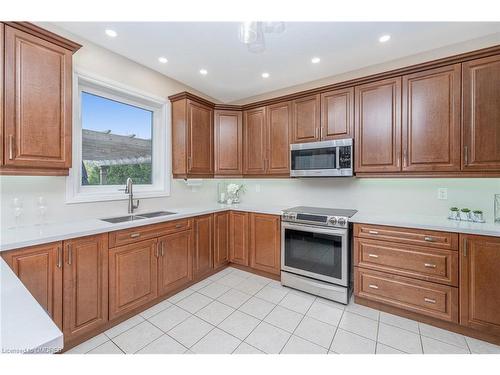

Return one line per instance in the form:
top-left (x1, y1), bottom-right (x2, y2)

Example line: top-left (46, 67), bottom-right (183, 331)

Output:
top-left (335, 147), bottom-right (340, 169)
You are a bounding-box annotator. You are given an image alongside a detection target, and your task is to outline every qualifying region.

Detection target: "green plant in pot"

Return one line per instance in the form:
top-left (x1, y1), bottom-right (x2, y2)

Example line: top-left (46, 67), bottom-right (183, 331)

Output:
top-left (473, 210), bottom-right (484, 222)
top-left (449, 207), bottom-right (460, 220)
top-left (461, 208), bottom-right (471, 221)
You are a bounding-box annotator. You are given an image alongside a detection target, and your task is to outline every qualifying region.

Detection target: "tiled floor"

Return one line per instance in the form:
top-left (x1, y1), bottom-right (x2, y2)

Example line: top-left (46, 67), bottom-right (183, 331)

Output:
top-left (66, 267), bottom-right (500, 354)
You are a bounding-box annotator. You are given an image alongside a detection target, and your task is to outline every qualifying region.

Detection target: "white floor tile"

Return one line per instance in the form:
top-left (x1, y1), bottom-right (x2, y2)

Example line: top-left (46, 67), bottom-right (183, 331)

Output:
top-left (330, 329), bottom-right (376, 354)
top-left (279, 292), bottom-right (315, 314)
top-left (113, 321), bottom-right (163, 353)
top-left (189, 278), bottom-right (213, 291)
top-left (421, 336), bottom-right (470, 354)
top-left (266, 279), bottom-right (287, 289)
top-left (136, 334), bottom-right (187, 354)
top-left (198, 282), bottom-right (231, 299)
top-left (255, 285), bottom-right (289, 304)
top-left (168, 315), bottom-right (214, 348)
top-left (105, 315), bottom-right (145, 339)
top-left (315, 297), bottom-right (346, 311)
top-left (379, 312), bottom-right (419, 333)
top-left (239, 296), bottom-right (276, 319)
top-left (65, 333), bottom-right (108, 354)
top-left (306, 300), bottom-right (344, 326)
top-left (465, 336), bottom-right (500, 354)
top-left (229, 268), bottom-right (254, 279)
top-left (233, 342), bottom-right (265, 354)
top-left (176, 292), bottom-right (213, 313)
top-left (339, 311), bottom-right (378, 341)
top-left (217, 288), bottom-right (252, 309)
top-left (217, 274), bottom-right (247, 287)
top-left (345, 301), bottom-right (380, 321)
top-left (294, 316), bottom-right (337, 349)
top-left (281, 335), bottom-right (328, 354)
top-left (233, 279), bottom-right (267, 295)
top-left (247, 273), bottom-right (272, 285)
top-left (378, 323), bottom-right (422, 354)
top-left (376, 343), bottom-right (405, 354)
top-left (191, 328), bottom-right (241, 354)
top-left (419, 323), bottom-right (468, 349)
top-left (148, 305), bottom-right (191, 332)
top-left (195, 300), bottom-right (235, 326)
top-left (167, 288), bottom-right (195, 304)
top-left (140, 299), bottom-right (173, 320)
top-left (245, 322), bottom-right (291, 354)
top-left (264, 305), bottom-right (304, 333)
top-left (87, 341), bottom-right (123, 354)
top-left (218, 310), bottom-right (261, 340)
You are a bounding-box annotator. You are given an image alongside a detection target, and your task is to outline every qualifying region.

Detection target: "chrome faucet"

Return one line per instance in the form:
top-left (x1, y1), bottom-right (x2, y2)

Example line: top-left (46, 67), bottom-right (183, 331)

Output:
top-left (123, 178), bottom-right (139, 214)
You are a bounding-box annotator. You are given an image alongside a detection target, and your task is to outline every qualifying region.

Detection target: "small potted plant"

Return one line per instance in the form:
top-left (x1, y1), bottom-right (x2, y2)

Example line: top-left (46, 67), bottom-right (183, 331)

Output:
top-left (473, 210), bottom-right (484, 223)
top-left (449, 207), bottom-right (460, 220)
top-left (460, 208), bottom-right (471, 221)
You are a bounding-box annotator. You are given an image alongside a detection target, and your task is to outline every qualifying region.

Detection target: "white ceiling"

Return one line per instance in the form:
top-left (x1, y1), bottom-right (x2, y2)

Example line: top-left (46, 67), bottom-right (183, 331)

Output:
top-left (52, 22), bottom-right (500, 103)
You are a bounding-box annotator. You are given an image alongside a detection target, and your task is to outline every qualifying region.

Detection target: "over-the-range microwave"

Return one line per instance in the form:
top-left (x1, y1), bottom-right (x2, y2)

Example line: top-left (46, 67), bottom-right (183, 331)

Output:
top-left (290, 138), bottom-right (353, 177)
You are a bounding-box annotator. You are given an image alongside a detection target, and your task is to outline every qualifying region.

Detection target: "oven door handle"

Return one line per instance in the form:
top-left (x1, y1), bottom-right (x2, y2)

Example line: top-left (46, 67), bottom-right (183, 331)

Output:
top-left (282, 221), bottom-right (348, 236)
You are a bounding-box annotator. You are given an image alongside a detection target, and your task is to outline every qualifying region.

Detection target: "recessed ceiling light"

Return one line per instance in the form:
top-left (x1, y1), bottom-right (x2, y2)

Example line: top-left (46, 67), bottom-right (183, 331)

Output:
top-left (199, 69), bottom-right (208, 75)
top-left (105, 29), bottom-right (117, 38)
top-left (158, 57), bottom-right (168, 64)
top-left (311, 57), bottom-right (321, 64)
top-left (261, 72), bottom-right (270, 78)
top-left (379, 34), bottom-right (391, 43)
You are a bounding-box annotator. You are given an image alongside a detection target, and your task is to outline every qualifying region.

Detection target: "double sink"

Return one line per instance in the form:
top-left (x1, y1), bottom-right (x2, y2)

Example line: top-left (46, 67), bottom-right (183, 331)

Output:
top-left (100, 211), bottom-right (176, 224)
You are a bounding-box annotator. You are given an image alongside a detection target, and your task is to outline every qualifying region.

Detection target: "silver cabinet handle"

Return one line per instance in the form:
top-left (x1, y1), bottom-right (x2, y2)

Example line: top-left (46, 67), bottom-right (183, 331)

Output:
top-left (9, 135), bottom-right (14, 160)
top-left (130, 233), bottom-right (141, 238)
top-left (403, 149), bottom-right (408, 167)
top-left (463, 239), bottom-right (468, 257)
top-left (57, 246), bottom-right (62, 268)
top-left (368, 284), bottom-right (379, 289)
top-left (368, 254), bottom-right (379, 258)
top-left (67, 244), bottom-right (73, 265)
top-left (161, 241), bottom-right (165, 257)
top-left (464, 146), bottom-right (468, 166)
top-left (424, 236), bottom-right (435, 242)
top-left (188, 156), bottom-right (192, 170)
top-left (424, 263), bottom-right (436, 269)
top-left (155, 243), bottom-right (160, 258)
top-left (368, 230), bottom-right (379, 235)
top-left (424, 297), bottom-right (436, 304)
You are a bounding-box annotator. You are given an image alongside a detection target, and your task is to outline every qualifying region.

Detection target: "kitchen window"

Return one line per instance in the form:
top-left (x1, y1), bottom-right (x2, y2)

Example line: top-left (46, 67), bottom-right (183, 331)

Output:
top-left (66, 72), bottom-right (170, 203)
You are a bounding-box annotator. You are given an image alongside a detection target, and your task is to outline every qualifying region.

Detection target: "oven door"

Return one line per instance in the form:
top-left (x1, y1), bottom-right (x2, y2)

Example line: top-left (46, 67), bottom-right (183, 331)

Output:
top-left (281, 222), bottom-right (348, 286)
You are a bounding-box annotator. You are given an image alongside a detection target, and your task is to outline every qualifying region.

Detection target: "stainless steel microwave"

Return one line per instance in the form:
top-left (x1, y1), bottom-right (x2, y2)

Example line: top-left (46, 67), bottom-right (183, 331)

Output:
top-left (290, 138), bottom-right (353, 177)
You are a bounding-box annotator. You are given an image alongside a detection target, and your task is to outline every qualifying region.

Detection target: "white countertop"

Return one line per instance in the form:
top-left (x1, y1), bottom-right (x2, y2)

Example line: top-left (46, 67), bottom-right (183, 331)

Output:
top-left (0, 258), bottom-right (63, 353)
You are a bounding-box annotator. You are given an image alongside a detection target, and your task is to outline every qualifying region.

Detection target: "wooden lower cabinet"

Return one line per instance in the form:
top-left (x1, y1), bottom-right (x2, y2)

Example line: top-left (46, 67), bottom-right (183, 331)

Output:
top-left (158, 230), bottom-right (193, 296)
top-left (2, 242), bottom-right (63, 329)
top-left (62, 234), bottom-right (108, 342)
top-left (214, 211), bottom-right (230, 268)
top-left (460, 234), bottom-right (500, 336)
top-left (108, 239), bottom-right (158, 320)
top-left (229, 211), bottom-right (249, 266)
top-left (193, 214), bottom-right (214, 278)
top-left (249, 213), bottom-right (281, 275)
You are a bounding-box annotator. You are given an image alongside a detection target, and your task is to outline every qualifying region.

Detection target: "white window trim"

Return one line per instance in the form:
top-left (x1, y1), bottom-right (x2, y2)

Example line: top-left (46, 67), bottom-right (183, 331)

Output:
top-left (66, 70), bottom-right (171, 204)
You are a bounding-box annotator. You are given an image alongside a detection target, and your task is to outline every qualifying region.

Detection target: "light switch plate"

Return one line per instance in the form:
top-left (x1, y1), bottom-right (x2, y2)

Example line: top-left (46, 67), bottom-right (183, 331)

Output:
top-left (438, 188), bottom-right (448, 200)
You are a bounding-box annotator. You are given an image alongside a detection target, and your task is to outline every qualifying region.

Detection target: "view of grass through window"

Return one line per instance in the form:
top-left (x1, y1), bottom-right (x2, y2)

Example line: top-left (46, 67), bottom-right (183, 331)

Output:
top-left (81, 92), bottom-right (153, 186)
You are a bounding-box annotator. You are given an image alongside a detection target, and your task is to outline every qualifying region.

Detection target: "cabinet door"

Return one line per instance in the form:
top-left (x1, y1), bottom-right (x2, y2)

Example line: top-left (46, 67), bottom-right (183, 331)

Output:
top-left (462, 55), bottom-right (500, 171)
top-left (267, 101), bottom-right (291, 175)
top-left (4, 25), bottom-right (72, 169)
top-left (460, 234), bottom-right (500, 335)
top-left (321, 88), bottom-right (354, 140)
top-left (214, 211), bottom-right (230, 268)
top-left (2, 242), bottom-right (63, 329)
top-left (158, 231), bottom-right (193, 296)
top-left (249, 213), bottom-right (281, 275)
top-left (109, 239), bottom-right (158, 320)
top-left (291, 94), bottom-right (321, 144)
top-left (214, 110), bottom-right (243, 176)
top-left (193, 214), bottom-right (214, 278)
top-left (63, 234), bottom-right (108, 342)
top-left (402, 64), bottom-right (461, 172)
top-left (0, 24), bottom-right (4, 166)
top-left (229, 211), bottom-right (249, 266)
top-left (355, 77), bottom-right (402, 173)
top-left (243, 107), bottom-right (267, 175)
top-left (187, 100), bottom-right (213, 175)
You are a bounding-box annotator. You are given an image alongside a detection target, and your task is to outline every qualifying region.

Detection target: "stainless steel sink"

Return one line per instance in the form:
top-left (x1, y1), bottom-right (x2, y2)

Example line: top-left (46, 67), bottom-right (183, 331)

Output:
top-left (100, 211), bottom-right (176, 223)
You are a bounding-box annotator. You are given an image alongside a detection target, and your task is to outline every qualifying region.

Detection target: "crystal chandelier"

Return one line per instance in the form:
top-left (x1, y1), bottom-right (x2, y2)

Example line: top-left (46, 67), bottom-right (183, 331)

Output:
top-left (238, 22), bottom-right (285, 53)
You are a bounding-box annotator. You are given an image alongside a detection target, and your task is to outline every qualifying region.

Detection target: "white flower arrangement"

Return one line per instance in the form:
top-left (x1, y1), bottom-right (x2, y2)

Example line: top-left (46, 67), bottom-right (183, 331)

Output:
top-left (226, 183), bottom-right (245, 204)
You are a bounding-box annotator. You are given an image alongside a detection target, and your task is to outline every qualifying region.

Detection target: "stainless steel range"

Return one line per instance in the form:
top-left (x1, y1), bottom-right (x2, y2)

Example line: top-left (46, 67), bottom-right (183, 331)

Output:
top-left (281, 206), bottom-right (357, 304)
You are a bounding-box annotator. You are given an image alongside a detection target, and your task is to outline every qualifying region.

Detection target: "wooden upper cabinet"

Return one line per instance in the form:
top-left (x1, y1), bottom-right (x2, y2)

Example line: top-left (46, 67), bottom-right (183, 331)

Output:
top-left (243, 107), bottom-right (267, 175)
top-left (193, 214), bottom-right (214, 278)
top-left (291, 94), bottom-right (321, 144)
top-left (214, 211), bottom-right (230, 268)
top-left (266, 101), bottom-right (291, 175)
top-left (355, 77), bottom-right (402, 173)
top-left (249, 213), bottom-right (281, 275)
top-left (462, 55), bottom-right (500, 171)
top-left (229, 211), bottom-right (249, 266)
top-left (158, 230), bottom-right (193, 296)
top-left (460, 234), bottom-right (500, 336)
top-left (321, 88), bottom-right (354, 140)
top-left (0, 24), bottom-right (4, 167)
top-left (63, 234), bottom-right (108, 342)
top-left (2, 242), bottom-right (63, 329)
top-left (214, 110), bottom-right (243, 176)
top-left (2, 24), bottom-right (80, 174)
top-left (402, 64), bottom-right (461, 172)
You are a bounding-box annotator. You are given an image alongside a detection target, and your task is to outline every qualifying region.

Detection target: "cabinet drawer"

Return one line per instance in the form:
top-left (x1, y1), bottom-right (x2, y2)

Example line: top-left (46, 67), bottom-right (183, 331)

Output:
top-left (354, 238), bottom-right (458, 286)
top-left (354, 223), bottom-right (458, 250)
top-left (109, 219), bottom-right (192, 248)
top-left (354, 268), bottom-right (458, 323)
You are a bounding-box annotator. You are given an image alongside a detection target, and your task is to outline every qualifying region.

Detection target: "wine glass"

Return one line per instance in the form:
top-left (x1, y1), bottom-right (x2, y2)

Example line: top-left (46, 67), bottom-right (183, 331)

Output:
top-left (37, 196), bottom-right (48, 225)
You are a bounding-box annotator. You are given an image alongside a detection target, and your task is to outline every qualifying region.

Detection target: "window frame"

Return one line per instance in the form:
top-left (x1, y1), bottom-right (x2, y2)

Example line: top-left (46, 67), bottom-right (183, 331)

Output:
top-left (66, 71), bottom-right (170, 203)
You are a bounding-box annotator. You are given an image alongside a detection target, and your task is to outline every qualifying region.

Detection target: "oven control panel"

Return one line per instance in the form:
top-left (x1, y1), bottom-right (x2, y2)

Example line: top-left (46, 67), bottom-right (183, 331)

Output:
top-left (281, 212), bottom-right (349, 228)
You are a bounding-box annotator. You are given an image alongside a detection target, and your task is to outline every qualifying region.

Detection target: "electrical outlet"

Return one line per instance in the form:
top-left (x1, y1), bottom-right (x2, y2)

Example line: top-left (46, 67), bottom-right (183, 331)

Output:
top-left (255, 184), bottom-right (261, 193)
top-left (438, 188), bottom-right (448, 200)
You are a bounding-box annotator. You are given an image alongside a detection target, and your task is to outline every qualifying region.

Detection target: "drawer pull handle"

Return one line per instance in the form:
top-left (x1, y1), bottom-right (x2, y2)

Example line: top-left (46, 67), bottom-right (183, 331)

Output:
top-left (424, 263), bottom-right (436, 269)
top-left (368, 254), bottom-right (379, 258)
top-left (424, 298), bottom-right (436, 304)
top-left (424, 236), bottom-right (435, 242)
top-left (175, 224), bottom-right (183, 228)
top-left (130, 233), bottom-right (141, 238)
top-left (368, 284), bottom-right (379, 289)
top-left (368, 230), bottom-right (379, 235)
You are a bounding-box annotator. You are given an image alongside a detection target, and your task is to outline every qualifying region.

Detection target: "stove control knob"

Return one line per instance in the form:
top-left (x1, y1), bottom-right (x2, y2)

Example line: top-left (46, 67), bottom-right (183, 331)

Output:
top-left (337, 217), bottom-right (347, 227)
top-left (329, 217), bottom-right (337, 226)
